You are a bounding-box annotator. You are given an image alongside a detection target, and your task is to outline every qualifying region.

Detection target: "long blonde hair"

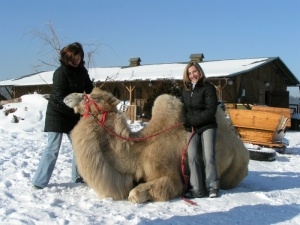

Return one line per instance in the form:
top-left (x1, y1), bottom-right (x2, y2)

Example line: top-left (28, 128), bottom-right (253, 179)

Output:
top-left (183, 62), bottom-right (206, 91)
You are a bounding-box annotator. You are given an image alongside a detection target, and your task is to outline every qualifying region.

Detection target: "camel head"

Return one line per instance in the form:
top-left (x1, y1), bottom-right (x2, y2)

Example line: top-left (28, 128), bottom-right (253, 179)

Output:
top-left (64, 87), bottom-right (120, 115)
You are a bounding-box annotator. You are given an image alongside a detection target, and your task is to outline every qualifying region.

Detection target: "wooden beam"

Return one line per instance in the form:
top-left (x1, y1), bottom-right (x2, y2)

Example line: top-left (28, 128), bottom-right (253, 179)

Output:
top-left (125, 83), bottom-right (135, 105)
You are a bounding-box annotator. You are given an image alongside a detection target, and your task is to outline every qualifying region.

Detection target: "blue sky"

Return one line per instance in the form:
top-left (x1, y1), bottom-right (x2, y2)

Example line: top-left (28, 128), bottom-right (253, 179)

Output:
top-left (0, 0), bottom-right (299, 94)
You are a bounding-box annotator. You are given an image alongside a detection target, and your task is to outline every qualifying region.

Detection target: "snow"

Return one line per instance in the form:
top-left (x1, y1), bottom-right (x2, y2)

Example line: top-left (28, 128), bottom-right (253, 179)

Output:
top-left (0, 93), bottom-right (299, 225)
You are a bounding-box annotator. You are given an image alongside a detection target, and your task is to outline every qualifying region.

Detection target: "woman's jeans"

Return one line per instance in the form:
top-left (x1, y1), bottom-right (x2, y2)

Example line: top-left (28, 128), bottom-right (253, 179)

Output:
top-left (186, 128), bottom-right (219, 193)
top-left (32, 132), bottom-right (81, 188)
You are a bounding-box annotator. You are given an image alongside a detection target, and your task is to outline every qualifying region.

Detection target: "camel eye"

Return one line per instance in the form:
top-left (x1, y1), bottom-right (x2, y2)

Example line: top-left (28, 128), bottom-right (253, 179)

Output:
top-left (89, 94), bottom-right (104, 103)
top-left (89, 94), bottom-right (97, 100)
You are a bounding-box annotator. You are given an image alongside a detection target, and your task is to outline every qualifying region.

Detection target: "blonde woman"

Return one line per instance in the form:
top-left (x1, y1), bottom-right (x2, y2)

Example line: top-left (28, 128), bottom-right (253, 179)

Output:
top-left (181, 62), bottom-right (219, 198)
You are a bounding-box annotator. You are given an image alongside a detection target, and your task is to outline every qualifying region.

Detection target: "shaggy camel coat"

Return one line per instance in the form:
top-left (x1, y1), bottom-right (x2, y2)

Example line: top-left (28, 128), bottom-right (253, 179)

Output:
top-left (64, 88), bottom-right (249, 203)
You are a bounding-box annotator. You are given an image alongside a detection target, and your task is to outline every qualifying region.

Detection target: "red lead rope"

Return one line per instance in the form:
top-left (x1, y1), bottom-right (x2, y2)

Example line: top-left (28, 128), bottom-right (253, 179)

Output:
top-left (181, 128), bottom-right (197, 205)
top-left (97, 120), bottom-right (184, 142)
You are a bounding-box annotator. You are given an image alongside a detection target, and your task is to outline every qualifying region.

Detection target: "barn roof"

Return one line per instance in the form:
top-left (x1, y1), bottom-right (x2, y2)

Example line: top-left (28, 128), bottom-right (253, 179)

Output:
top-left (0, 57), bottom-right (298, 87)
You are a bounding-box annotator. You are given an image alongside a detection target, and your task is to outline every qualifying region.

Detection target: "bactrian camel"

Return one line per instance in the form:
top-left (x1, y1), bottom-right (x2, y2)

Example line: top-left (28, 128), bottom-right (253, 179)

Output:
top-left (64, 88), bottom-right (249, 203)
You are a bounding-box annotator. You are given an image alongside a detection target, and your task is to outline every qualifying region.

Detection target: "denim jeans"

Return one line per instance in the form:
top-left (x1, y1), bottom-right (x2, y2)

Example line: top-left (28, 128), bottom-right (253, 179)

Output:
top-left (32, 132), bottom-right (81, 188)
top-left (186, 128), bottom-right (219, 193)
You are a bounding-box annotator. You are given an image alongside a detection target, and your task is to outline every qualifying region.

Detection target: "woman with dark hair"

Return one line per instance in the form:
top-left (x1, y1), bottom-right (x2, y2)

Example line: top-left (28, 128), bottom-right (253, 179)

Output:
top-left (181, 62), bottom-right (220, 198)
top-left (33, 42), bottom-right (94, 189)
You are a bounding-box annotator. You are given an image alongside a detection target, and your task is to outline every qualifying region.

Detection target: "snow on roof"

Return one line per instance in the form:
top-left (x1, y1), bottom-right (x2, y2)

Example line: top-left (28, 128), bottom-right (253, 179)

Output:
top-left (201, 58), bottom-right (271, 77)
top-left (0, 57), bottom-right (272, 86)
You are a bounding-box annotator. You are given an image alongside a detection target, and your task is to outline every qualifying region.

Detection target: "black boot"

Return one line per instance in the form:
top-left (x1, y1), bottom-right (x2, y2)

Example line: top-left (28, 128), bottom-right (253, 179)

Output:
top-left (184, 189), bottom-right (205, 198)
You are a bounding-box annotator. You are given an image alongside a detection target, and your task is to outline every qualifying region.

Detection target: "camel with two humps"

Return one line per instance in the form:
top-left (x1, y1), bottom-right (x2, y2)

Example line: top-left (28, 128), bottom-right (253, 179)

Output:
top-left (64, 88), bottom-right (249, 203)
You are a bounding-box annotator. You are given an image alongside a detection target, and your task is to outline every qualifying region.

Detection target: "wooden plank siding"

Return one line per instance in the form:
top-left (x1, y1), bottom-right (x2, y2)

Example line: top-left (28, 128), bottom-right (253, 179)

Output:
top-left (11, 85), bottom-right (52, 99)
top-left (215, 62), bottom-right (289, 109)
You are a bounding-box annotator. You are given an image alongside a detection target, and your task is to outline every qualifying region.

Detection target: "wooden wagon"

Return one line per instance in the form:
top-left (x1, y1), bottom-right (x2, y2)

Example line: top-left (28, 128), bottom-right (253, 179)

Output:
top-left (228, 106), bottom-right (290, 149)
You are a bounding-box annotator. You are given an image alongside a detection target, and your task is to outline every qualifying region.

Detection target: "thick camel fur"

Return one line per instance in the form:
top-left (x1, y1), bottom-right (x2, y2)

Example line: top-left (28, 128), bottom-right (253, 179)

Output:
top-left (64, 88), bottom-right (249, 203)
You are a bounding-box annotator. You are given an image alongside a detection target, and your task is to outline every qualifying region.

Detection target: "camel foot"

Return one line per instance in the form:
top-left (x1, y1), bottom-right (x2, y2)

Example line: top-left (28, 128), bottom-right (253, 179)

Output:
top-left (128, 188), bottom-right (149, 204)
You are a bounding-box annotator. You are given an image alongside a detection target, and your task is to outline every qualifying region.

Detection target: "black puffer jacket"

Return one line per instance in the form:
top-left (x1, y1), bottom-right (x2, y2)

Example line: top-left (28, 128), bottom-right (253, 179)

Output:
top-left (44, 65), bottom-right (94, 133)
top-left (181, 80), bottom-right (218, 134)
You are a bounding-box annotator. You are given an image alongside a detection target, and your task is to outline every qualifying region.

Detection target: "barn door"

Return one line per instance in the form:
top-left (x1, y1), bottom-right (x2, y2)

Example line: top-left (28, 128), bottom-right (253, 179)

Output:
top-left (265, 91), bottom-right (289, 108)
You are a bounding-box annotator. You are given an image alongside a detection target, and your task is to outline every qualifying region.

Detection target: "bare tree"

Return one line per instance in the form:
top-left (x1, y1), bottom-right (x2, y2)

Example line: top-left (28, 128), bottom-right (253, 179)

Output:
top-left (32, 21), bottom-right (99, 73)
top-left (32, 21), bottom-right (63, 72)
top-left (31, 22), bottom-right (124, 89)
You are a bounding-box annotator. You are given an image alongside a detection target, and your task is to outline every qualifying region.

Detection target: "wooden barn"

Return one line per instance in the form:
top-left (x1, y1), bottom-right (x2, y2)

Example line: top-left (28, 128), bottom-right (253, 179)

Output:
top-left (0, 54), bottom-right (299, 120)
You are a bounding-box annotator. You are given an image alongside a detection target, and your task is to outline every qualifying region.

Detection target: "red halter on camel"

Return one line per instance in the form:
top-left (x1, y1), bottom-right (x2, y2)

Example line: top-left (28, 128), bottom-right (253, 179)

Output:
top-left (82, 94), bottom-right (108, 125)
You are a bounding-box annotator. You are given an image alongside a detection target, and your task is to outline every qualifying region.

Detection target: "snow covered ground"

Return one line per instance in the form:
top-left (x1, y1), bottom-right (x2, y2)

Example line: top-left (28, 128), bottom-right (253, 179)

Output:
top-left (0, 93), bottom-right (299, 225)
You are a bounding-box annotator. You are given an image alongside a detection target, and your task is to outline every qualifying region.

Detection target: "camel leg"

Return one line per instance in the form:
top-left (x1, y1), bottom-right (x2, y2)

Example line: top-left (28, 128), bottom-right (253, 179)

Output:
top-left (128, 176), bottom-right (183, 204)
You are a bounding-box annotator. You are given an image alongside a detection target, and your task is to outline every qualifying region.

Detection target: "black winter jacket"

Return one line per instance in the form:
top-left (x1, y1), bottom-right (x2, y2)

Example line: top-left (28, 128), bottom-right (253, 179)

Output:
top-left (44, 65), bottom-right (94, 133)
top-left (181, 80), bottom-right (218, 134)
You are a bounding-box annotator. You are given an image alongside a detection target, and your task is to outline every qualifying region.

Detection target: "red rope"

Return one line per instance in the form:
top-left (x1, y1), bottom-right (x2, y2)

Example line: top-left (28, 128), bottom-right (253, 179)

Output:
top-left (82, 94), bottom-right (92, 117)
top-left (83, 94), bottom-right (184, 141)
top-left (96, 119), bottom-right (184, 142)
top-left (83, 94), bottom-right (108, 124)
top-left (181, 128), bottom-right (197, 205)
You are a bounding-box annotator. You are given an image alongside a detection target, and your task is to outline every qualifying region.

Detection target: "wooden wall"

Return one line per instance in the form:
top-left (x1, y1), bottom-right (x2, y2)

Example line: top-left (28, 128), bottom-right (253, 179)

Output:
top-left (11, 85), bottom-right (52, 99)
top-left (211, 62), bottom-right (289, 107)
